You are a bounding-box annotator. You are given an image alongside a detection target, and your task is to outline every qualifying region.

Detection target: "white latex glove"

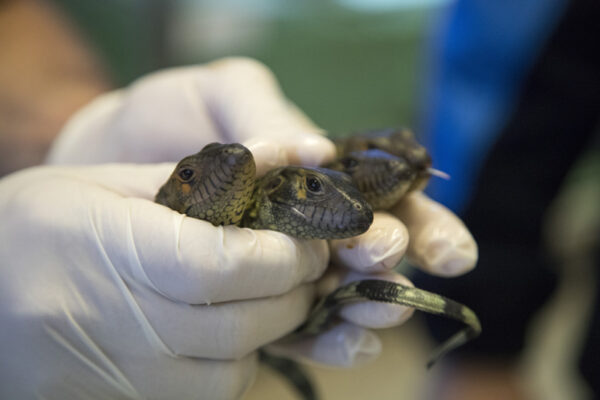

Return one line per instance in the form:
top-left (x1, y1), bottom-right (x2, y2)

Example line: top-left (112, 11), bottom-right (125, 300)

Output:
top-left (45, 58), bottom-right (478, 368)
top-left (0, 163), bottom-right (328, 399)
top-left (47, 58), bottom-right (335, 176)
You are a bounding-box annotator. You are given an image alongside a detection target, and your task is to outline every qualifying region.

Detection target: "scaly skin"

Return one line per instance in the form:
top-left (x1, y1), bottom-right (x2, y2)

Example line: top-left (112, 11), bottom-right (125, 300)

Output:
top-left (155, 142), bottom-right (481, 369)
top-left (325, 149), bottom-right (416, 210)
top-left (244, 166), bottom-right (373, 239)
top-left (155, 143), bottom-right (256, 226)
top-left (331, 127), bottom-right (434, 196)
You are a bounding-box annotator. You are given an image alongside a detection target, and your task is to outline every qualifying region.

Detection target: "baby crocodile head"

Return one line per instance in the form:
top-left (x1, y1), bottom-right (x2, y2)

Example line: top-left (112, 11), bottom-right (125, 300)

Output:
top-left (382, 129), bottom-right (434, 192)
top-left (155, 142), bottom-right (256, 225)
top-left (336, 127), bottom-right (434, 192)
top-left (244, 166), bottom-right (373, 239)
top-left (326, 149), bottom-right (417, 210)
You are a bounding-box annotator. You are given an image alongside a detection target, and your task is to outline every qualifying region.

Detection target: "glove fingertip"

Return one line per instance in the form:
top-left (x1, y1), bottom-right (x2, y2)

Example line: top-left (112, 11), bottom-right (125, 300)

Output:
top-left (47, 90), bottom-right (125, 165)
top-left (267, 323), bottom-right (381, 367)
top-left (289, 133), bottom-right (336, 167)
top-left (243, 139), bottom-right (289, 177)
top-left (330, 212), bottom-right (408, 273)
top-left (409, 226), bottom-right (478, 277)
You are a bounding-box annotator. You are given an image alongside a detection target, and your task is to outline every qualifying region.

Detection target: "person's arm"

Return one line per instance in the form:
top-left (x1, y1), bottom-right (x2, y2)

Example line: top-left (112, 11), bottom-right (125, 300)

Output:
top-left (0, 0), bottom-right (110, 176)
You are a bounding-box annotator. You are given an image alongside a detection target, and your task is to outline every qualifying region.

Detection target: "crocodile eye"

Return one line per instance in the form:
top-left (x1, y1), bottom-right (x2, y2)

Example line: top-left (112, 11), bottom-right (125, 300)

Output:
top-left (342, 157), bottom-right (358, 170)
top-left (306, 176), bottom-right (322, 193)
top-left (178, 168), bottom-right (195, 181)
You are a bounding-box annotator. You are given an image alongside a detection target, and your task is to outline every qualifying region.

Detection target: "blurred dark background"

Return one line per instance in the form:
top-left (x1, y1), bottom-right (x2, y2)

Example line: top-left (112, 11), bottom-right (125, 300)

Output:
top-left (49, 0), bottom-right (438, 134)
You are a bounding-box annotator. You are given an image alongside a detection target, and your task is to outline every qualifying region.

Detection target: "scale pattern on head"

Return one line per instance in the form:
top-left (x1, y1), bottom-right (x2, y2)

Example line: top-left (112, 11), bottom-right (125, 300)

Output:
top-left (335, 127), bottom-right (434, 195)
top-left (155, 142), bottom-right (256, 225)
top-left (337, 128), bottom-right (431, 168)
top-left (244, 166), bottom-right (373, 239)
top-left (326, 149), bottom-right (417, 210)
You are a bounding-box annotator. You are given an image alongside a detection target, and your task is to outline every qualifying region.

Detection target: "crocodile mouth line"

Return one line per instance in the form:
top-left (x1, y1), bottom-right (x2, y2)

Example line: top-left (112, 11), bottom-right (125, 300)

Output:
top-left (272, 200), bottom-right (310, 222)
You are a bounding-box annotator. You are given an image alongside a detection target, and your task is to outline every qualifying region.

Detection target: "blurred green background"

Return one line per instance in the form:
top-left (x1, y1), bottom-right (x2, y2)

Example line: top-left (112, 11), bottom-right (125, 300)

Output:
top-left (52, 0), bottom-right (446, 137)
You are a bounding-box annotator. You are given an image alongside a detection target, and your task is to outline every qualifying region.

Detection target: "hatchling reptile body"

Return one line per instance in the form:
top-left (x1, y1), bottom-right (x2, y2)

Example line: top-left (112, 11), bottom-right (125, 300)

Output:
top-left (155, 135), bottom-right (480, 367)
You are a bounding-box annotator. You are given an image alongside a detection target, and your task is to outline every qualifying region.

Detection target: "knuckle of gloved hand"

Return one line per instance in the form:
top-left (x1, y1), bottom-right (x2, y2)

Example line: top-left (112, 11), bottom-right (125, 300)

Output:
top-left (140, 357), bottom-right (256, 400)
top-left (126, 64), bottom-right (195, 90)
top-left (205, 356), bottom-right (258, 400)
top-left (219, 292), bottom-right (313, 360)
top-left (1, 168), bottom-right (72, 227)
top-left (212, 292), bottom-right (310, 361)
top-left (217, 318), bottom-right (262, 360)
top-left (211, 57), bottom-right (277, 86)
top-left (162, 314), bottom-right (259, 361)
top-left (214, 361), bottom-right (258, 400)
top-left (298, 239), bottom-right (330, 282)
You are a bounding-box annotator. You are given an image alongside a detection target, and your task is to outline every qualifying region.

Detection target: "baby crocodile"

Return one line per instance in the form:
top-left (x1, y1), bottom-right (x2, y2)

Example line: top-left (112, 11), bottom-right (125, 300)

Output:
top-left (333, 127), bottom-right (432, 191)
top-left (328, 127), bottom-right (449, 208)
top-left (325, 149), bottom-right (417, 210)
top-left (243, 166), bottom-right (372, 239)
top-left (156, 143), bottom-right (255, 225)
top-left (155, 142), bottom-right (481, 369)
top-left (157, 143), bottom-right (373, 239)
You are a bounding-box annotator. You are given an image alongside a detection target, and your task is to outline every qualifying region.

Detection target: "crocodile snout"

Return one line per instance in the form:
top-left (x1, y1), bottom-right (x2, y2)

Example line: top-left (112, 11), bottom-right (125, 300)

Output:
top-left (350, 199), bottom-right (373, 233)
top-left (223, 144), bottom-right (253, 166)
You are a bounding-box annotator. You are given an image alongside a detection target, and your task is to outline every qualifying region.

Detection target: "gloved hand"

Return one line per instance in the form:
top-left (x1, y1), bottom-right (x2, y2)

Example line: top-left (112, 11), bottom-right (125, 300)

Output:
top-left (47, 58), bottom-right (336, 176)
top-left (43, 58), bottom-right (477, 368)
top-left (0, 163), bottom-right (328, 399)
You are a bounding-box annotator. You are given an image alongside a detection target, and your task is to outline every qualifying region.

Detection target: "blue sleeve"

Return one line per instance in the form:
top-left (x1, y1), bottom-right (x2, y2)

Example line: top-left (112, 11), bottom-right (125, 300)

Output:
top-left (420, 0), bottom-right (567, 212)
